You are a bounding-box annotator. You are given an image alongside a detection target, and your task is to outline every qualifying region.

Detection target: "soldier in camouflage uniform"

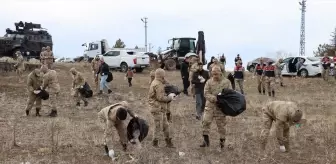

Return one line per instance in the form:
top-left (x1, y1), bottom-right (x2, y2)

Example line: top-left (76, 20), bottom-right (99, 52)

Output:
top-left (25, 69), bottom-right (43, 116)
top-left (254, 58), bottom-right (266, 94)
top-left (98, 101), bottom-right (138, 152)
top-left (148, 68), bottom-right (176, 148)
top-left (40, 47), bottom-right (46, 64)
top-left (188, 53), bottom-right (199, 97)
top-left (275, 58), bottom-right (284, 87)
top-left (263, 61), bottom-right (276, 97)
top-left (44, 46), bottom-right (54, 69)
top-left (70, 68), bottom-right (88, 107)
top-left (209, 58), bottom-right (225, 77)
top-left (200, 66), bottom-right (231, 148)
top-left (40, 65), bottom-right (60, 117)
top-left (91, 55), bottom-right (101, 92)
top-left (260, 101), bottom-right (304, 152)
top-left (14, 51), bottom-right (25, 83)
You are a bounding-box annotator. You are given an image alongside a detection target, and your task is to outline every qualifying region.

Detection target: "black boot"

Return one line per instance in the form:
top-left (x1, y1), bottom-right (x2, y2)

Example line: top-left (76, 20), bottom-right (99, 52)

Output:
top-left (152, 138), bottom-right (158, 147)
top-left (76, 102), bottom-right (80, 106)
top-left (280, 82), bottom-right (284, 87)
top-left (220, 138), bottom-right (225, 149)
top-left (84, 101), bottom-right (88, 107)
top-left (122, 144), bottom-right (127, 151)
top-left (272, 91), bottom-right (275, 97)
top-left (166, 113), bottom-right (171, 122)
top-left (98, 90), bottom-right (103, 95)
top-left (268, 92), bottom-right (271, 97)
top-left (36, 108), bottom-right (41, 117)
top-left (25, 110), bottom-right (29, 116)
top-left (48, 110), bottom-right (57, 117)
top-left (200, 135), bottom-right (210, 147)
top-left (263, 90), bottom-right (266, 95)
top-left (165, 138), bottom-right (175, 148)
top-left (241, 90), bottom-right (244, 95)
top-left (258, 90), bottom-right (261, 94)
top-left (108, 89), bottom-right (112, 94)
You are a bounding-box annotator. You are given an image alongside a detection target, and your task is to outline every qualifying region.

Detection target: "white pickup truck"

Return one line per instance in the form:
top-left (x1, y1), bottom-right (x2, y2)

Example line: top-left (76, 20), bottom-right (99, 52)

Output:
top-left (99, 49), bottom-right (150, 72)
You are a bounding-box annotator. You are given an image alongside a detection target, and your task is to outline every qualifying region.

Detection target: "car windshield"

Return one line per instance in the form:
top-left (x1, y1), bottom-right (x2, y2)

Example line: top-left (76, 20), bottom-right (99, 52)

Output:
top-left (306, 57), bottom-right (320, 61)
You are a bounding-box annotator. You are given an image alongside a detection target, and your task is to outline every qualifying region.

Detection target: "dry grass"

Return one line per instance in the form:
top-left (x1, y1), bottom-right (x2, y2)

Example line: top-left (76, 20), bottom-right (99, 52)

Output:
top-left (0, 63), bottom-right (336, 164)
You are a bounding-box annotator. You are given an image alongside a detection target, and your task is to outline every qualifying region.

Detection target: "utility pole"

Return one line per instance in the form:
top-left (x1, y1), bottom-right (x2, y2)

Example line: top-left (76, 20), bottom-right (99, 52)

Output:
top-left (141, 17), bottom-right (148, 52)
top-left (299, 0), bottom-right (307, 56)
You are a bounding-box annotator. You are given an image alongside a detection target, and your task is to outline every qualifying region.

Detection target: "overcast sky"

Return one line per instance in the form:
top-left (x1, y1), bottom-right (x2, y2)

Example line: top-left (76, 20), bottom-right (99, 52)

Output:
top-left (1, 0), bottom-right (335, 68)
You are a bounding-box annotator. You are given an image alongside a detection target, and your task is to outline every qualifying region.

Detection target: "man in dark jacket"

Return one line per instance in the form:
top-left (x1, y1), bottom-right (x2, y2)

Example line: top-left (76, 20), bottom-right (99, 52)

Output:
top-left (96, 56), bottom-right (112, 94)
top-left (180, 57), bottom-right (190, 95)
top-left (234, 54), bottom-right (242, 66)
top-left (191, 62), bottom-right (210, 120)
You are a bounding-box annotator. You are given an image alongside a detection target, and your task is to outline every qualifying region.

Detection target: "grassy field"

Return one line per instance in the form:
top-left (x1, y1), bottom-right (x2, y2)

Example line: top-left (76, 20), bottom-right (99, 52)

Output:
top-left (0, 62), bottom-right (335, 164)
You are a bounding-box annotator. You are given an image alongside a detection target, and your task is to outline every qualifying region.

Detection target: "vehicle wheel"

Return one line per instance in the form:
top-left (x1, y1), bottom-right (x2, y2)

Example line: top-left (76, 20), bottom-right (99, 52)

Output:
top-left (298, 69), bottom-right (308, 78)
top-left (249, 66), bottom-right (255, 72)
top-left (120, 62), bottom-right (128, 72)
top-left (135, 68), bottom-right (143, 73)
top-left (164, 59), bottom-right (176, 70)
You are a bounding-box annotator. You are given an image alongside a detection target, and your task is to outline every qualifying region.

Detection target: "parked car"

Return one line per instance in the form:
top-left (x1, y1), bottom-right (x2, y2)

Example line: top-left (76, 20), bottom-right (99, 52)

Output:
top-left (98, 49), bottom-right (150, 72)
top-left (280, 56), bottom-right (321, 77)
top-left (246, 57), bottom-right (276, 72)
top-left (55, 57), bottom-right (74, 63)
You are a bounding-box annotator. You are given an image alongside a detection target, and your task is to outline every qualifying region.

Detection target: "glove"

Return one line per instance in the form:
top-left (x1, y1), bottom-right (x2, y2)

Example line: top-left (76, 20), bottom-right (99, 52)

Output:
top-left (200, 78), bottom-right (205, 83)
top-left (80, 85), bottom-right (83, 88)
top-left (33, 90), bottom-right (41, 94)
top-left (168, 93), bottom-right (177, 100)
top-left (279, 145), bottom-right (286, 152)
top-left (198, 75), bottom-right (202, 79)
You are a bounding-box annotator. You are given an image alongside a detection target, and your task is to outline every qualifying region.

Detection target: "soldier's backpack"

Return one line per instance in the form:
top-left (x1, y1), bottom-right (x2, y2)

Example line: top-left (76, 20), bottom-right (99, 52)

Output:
top-left (37, 89), bottom-right (49, 100)
top-left (216, 88), bottom-right (246, 117)
top-left (79, 82), bottom-right (93, 98)
top-left (127, 117), bottom-right (149, 143)
top-left (106, 72), bottom-right (113, 82)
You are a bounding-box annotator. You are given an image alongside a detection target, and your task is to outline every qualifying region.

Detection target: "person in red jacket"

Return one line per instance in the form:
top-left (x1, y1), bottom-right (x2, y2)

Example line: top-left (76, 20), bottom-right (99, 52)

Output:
top-left (321, 53), bottom-right (331, 81)
top-left (233, 60), bottom-right (245, 94)
top-left (263, 61), bottom-right (276, 97)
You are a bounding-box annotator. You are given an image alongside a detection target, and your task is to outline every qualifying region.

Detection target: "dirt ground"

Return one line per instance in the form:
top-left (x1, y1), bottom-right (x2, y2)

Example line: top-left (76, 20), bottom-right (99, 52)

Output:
top-left (0, 63), bottom-right (335, 164)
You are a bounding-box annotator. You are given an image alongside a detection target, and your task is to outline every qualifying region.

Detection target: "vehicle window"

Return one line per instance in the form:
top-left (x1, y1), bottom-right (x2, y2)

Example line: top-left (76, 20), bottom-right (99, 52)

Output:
top-left (283, 57), bottom-right (293, 63)
top-left (173, 40), bottom-right (179, 49)
top-left (189, 40), bottom-right (196, 52)
top-left (89, 44), bottom-right (98, 50)
top-left (298, 57), bottom-right (306, 63)
top-left (127, 51), bottom-right (135, 55)
top-left (112, 51), bottom-right (120, 56)
top-left (105, 51), bottom-right (114, 56)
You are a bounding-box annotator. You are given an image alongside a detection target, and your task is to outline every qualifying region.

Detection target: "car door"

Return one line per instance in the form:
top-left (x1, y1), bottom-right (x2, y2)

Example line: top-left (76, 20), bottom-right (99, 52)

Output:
top-left (111, 51), bottom-right (121, 67)
top-left (103, 51), bottom-right (114, 67)
top-left (282, 57), bottom-right (293, 74)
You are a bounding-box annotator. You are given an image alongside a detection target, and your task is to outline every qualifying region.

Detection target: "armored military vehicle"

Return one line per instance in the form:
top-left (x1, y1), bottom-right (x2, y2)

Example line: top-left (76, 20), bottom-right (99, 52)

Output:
top-left (0, 21), bottom-right (53, 59)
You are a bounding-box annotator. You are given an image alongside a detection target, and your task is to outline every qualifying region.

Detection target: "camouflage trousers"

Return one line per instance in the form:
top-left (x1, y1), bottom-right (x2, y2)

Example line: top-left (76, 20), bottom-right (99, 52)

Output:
top-left (202, 107), bottom-right (226, 139)
top-left (260, 112), bottom-right (290, 150)
top-left (151, 109), bottom-right (170, 140)
top-left (235, 79), bottom-right (244, 94)
top-left (265, 77), bottom-right (275, 92)
top-left (275, 72), bottom-right (283, 84)
top-left (43, 59), bottom-right (53, 69)
top-left (49, 92), bottom-right (59, 111)
top-left (16, 67), bottom-right (24, 82)
top-left (93, 72), bottom-right (100, 92)
top-left (74, 89), bottom-right (87, 103)
top-left (24, 93), bottom-right (42, 111)
top-left (322, 68), bottom-right (330, 80)
top-left (256, 75), bottom-right (265, 93)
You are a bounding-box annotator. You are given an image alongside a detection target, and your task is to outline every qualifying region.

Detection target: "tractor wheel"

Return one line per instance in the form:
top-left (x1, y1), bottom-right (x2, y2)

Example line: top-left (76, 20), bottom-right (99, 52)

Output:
top-left (164, 59), bottom-right (176, 70)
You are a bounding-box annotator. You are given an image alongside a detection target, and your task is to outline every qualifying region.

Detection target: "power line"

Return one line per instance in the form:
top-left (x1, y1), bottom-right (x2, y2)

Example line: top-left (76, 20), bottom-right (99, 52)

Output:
top-left (299, 0), bottom-right (307, 56)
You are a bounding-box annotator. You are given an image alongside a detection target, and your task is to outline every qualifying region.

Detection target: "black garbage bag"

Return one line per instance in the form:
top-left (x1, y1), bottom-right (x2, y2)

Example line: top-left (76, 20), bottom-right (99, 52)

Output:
top-left (227, 73), bottom-right (235, 90)
top-left (78, 82), bottom-right (93, 98)
top-left (127, 117), bottom-right (149, 144)
top-left (164, 85), bottom-right (181, 96)
top-left (216, 88), bottom-right (246, 117)
top-left (106, 72), bottom-right (113, 82)
top-left (36, 89), bottom-right (49, 100)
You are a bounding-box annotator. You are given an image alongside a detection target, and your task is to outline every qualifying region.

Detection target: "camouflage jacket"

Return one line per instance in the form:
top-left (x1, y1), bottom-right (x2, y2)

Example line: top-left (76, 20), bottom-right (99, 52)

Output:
top-left (42, 70), bottom-right (60, 93)
top-left (15, 55), bottom-right (25, 69)
top-left (27, 71), bottom-right (42, 93)
top-left (91, 59), bottom-right (100, 72)
top-left (204, 77), bottom-right (231, 109)
top-left (72, 72), bottom-right (86, 89)
top-left (148, 78), bottom-right (172, 112)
